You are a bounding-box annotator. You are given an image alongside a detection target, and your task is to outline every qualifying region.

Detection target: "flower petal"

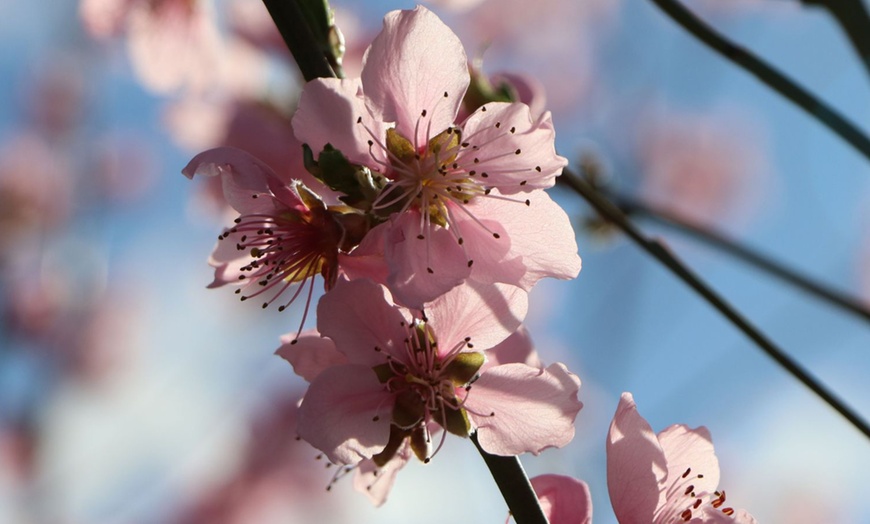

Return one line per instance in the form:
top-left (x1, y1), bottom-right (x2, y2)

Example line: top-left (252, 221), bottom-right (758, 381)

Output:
top-left (657, 423), bottom-right (720, 501)
top-left (530, 474), bottom-right (592, 524)
top-left (425, 281), bottom-right (528, 353)
top-left (293, 77), bottom-right (387, 167)
top-left (297, 364), bottom-right (393, 464)
top-left (384, 211), bottom-right (470, 308)
top-left (275, 331), bottom-right (347, 382)
top-left (484, 326), bottom-right (542, 370)
top-left (467, 362), bottom-right (581, 456)
top-left (361, 6), bottom-right (468, 144)
top-left (458, 104), bottom-right (566, 193)
top-left (316, 278), bottom-right (411, 366)
top-left (607, 392), bottom-right (668, 524)
top-left (353, 443), bottom-right (412, 507)
top-left (469, 189), bottom-right (581, 289)
top-left (182, 146), bottom-right (296, 214)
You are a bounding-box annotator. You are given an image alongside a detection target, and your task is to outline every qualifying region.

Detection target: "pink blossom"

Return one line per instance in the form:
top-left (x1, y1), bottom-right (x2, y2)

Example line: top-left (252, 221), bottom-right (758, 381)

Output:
top-left (518, 474), bottom-right (592, 524)
top-left (276, 278), bottom-right (582, 502)
top-left (182, 147), bottom-right (344, 319)
top-left (292, 6), bottom-right (580, 308)
top-left (81, 0), bottom-right (222, 93)
top-left (608, 393), bottom-right (757, 523)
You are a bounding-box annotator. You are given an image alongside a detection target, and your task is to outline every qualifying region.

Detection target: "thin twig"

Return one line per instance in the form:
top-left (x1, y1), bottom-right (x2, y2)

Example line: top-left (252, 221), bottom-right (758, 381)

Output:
top-left (560, 168), bottom-right (870, 440)
top-left (471, 433), bottom-right (548, 524)
top-left (647, 0), bottom-right (870, 163)
top-left (802, 0), bottom-right (870, 77)
top-left (606, 192), bottom-right (870, 324)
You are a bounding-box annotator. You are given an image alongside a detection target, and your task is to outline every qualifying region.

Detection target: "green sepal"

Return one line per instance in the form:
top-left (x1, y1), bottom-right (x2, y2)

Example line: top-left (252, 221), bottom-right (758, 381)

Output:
top-left (372, 362), bottom-right (394, 384)
top-left (441, 406), bottom-right (471, 437)
top-left (409, 425), bottom-right (430, 462)
top-left (392, 390), bottom-right (425, 429)
top-left (303, 143), bottom-right (383, 209)
top-left (386, 128), bottom-right (416, 164)
top-left (444, 352), bottom-right (485, 385)
top-left (372, 425), bottom-right (406, 467)
top-left (462, 65), bottom-right (515, 114)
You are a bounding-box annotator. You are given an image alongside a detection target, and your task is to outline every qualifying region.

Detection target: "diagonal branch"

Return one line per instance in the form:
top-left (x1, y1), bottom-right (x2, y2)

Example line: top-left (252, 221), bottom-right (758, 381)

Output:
top-left (606, 191), bottom-right (870, 324)
top-left (559, 168), bottom-right (870, 440)
top-left (472, 433), bottom-right (548, 524)
top-left (647, 0), bottom-right (870, 163)
top-left (801, 0), bottom-right (870, 78)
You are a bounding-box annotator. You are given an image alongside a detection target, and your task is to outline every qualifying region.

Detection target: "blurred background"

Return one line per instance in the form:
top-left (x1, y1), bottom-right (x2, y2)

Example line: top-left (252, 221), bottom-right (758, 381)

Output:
top-left (1, 0), bottom-right (869, 522)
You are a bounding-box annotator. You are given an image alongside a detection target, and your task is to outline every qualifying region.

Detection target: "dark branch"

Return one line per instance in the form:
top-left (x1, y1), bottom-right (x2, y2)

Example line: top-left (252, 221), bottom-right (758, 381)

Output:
top-left (802, 0), bottom-right (870, 78)
top-left (471, 433), bottom-right (548, 524)
top-left (560, 168), bottom-right (870, 440)
top-left (647, 0), bottom-right (870, 163)
top-left (261, 0), bottom-right (336, 81)
top-left (607, 192), bottom-right (870, 324)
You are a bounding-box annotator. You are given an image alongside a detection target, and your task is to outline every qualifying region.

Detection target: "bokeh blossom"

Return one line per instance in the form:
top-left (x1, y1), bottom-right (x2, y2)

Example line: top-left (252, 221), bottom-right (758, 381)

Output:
top-left (293, 6), bottom-right (580, 307)
top-left (277, 278), bottom-right (582, 500)
top-left (608, 393), bottom-right (757, 523)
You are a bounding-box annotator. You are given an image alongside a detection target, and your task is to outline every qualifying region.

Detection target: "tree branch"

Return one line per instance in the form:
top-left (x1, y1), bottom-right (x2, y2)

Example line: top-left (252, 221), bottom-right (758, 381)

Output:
top-left (647, 0), bottom-right (870, 163)
top-left (472, 433), bottom-right (548, 524)
top-left (606, 191), bottom-right (870, 324)
top-left (560, 168), bottom-right (870, 440)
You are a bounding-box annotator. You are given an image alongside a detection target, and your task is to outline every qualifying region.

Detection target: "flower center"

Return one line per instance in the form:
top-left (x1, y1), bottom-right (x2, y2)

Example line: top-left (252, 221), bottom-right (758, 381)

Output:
top-left (370, 321), bottom-right (483, 464)
top-left (655, 466), bottom-right (738, 523)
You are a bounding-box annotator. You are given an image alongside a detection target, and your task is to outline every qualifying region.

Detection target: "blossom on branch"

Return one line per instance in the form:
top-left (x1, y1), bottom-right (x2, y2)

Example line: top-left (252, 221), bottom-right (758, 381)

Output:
top-left (608, 393), bottom-right (756, 523)
top-left (292, 6), bottom-right (580, 308)
top-left (183, 147), bottom-right (350, 326)
top-left (276, 278), bottom-right (582, 503)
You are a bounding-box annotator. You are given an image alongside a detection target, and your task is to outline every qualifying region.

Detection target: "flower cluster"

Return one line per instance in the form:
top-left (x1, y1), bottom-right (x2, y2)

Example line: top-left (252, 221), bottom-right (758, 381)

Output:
top-left (183, 4), bottom-right (757, 521)
top-left (183, 5), bottom-right (583, 504)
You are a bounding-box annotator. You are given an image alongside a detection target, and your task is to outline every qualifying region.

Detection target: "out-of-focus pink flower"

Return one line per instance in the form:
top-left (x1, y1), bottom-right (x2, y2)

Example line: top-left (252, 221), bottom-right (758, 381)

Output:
top-left (0, 134), bottom-right (72, 259)
top-left (81, 0), bottom-right (222, 93)
top-left (517, 474), bottom-right (592, 524)
top-left (293, 6), bottom-right (580, 308)
top-left (607, 393), bottom-right (757, 523)
top-left (168, 393), bottom-right (342, 524)
top-left (183, 147), bottom-right (344, 318)
top-left (636, 109), bottom-right (768, 229)
top-left (451, 0), bottom-right (619, 113)
top-left (276, 278), bottom-right (582, 504)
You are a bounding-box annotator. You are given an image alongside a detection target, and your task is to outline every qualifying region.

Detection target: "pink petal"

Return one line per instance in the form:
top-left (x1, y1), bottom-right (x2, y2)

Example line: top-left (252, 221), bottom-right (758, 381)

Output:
top-left (338, 221), bottom-right (390, 286)
top-left (182, 146), bottom-right (297, 214)
top-left (297, 364), bottom-right (393, 464)
top-left (530, 474), bottom-right (592, 524)
top-left (205, 232), bottom-right (248, 287)
top-left (353, 443), bottom-right (412, 507)
top-left (607, 393), bottom-right (668, 524)
top-left (469, 189), bottom-right (581, 289)
top-left (316, 278), bottom-right (411, 366)
top-left (126, 0), bottom-right (221, 93)
top-left (490, 71), bottom-right (548, 120)
top-left (292, 77), bottom-right (387, 167)
top-left (466, 362), bottom-right (582, 456)
top-left (449, 205), bottom-right (524, 287)
top-left (484, 326), bottom-right (542, 370)
top-left (458, 104), bottom-right (566, 193)
top-left (425, 281), bottom-right (528, 353)
top-left (384, 211), bottom-right (471, 308)
top-left (275, 331), bottom-right (347, 382)
top-left (361, 6), bottom-right (468, 144)
top-left (657, 424), bottom-right (721, 502)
